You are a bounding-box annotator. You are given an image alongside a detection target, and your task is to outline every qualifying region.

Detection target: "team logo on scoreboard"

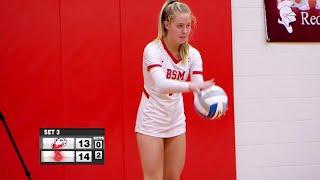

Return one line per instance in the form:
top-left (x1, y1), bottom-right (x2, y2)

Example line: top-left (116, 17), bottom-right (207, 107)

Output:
top-left (52, 138), bottom-right (67, 149)
top-left (51, 138), bottom-right (67, 161)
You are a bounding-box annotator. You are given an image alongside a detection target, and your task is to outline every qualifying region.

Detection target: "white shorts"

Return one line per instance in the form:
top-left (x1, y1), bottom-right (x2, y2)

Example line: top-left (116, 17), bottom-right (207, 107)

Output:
top-left (135, 93), bottom-right (186, 138)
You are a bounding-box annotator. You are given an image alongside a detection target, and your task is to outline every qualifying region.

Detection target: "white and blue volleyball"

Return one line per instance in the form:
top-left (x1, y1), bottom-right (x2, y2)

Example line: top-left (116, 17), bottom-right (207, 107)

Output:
top-left (194, 85), bottom-right (228, 120)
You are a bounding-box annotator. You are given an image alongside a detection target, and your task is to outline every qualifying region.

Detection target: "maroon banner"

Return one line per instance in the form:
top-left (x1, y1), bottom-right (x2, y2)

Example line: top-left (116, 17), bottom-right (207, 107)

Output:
top-left (265, 0), bottom-right (320, 42)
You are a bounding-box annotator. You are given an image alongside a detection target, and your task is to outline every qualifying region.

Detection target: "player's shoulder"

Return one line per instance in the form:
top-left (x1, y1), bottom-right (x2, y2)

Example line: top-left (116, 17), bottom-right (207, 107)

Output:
top-left (188, 44), bottom-right (201, 59)
top-left (144, 39), bottom-right (162, 54)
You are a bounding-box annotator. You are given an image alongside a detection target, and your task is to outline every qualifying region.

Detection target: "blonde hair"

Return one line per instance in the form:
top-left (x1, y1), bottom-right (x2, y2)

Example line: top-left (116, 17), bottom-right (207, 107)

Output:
top-left (157, 0), bottom-right (196, 63)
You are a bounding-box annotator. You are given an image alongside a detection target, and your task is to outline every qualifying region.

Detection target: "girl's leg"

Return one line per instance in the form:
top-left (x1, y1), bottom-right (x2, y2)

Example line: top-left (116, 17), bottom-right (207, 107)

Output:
top-left (163, 133), bottom-right (186, 180)
top-left (137, 133), bottom-right (164, 180)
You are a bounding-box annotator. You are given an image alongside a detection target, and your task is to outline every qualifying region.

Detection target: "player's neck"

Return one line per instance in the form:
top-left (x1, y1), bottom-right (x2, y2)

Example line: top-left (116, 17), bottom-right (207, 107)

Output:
top-left (163, 37), bottom-right (180, 55)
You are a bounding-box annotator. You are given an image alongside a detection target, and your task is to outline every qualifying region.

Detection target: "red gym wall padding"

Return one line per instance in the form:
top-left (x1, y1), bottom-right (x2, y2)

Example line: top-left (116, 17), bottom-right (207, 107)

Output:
top-left (60, 0), bottom-right (123, 179)
top-left (0, 0), bottom-right (235, 179)
top-left (0, 1), bottom-right (63, 179)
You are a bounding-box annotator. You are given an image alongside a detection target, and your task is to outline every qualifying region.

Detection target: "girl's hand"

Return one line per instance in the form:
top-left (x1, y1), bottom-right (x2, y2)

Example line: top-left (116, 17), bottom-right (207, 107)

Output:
top-left (189, 79), bottom-right (214, 92)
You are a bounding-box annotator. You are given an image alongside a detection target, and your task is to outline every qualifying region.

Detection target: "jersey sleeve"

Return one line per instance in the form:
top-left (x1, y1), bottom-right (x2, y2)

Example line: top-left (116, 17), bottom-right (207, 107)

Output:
top-left (143, 44), bottom-right (162, 71)
top-left (190, 48), bottom-right (203, 75)
top-left (150, 67), bottom-right (190, 94)
top-left (189, 48), bottom-right (205, 96)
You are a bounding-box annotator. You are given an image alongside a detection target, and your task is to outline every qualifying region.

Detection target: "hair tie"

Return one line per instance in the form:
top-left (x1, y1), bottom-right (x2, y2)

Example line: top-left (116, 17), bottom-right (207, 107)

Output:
top-left (168, 0), bottom-right (176, 5)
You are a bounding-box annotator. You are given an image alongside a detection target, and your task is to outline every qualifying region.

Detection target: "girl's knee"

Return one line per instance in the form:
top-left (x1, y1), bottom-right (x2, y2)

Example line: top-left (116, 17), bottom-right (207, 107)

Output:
top-left (144, 173), bottom-right (163, 180)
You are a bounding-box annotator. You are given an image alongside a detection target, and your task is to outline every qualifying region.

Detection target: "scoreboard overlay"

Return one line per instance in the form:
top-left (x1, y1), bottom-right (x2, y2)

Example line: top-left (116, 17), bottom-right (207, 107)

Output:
top-left (40, 128), bottom-right (104, 164)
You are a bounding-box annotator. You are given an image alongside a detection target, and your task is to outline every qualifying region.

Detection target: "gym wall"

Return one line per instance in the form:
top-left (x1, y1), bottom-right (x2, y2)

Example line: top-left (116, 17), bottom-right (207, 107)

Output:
top-left (232, 0), bottom-right (320, 179)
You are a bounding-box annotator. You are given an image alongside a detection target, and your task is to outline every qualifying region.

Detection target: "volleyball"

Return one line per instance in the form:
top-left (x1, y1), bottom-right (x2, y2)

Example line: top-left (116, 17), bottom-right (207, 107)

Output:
top-left (194, 85), bottom-right (228, 119)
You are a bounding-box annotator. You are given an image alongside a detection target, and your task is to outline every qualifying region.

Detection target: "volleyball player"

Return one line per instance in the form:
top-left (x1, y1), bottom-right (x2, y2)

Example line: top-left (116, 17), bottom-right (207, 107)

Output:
top-left (135, 1), bottom-right (216, 179)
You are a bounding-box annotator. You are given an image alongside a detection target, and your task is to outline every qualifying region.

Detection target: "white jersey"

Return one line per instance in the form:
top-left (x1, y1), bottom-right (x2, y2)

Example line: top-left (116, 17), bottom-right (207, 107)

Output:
top-left (135, 39), bottom-right (203, 138)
